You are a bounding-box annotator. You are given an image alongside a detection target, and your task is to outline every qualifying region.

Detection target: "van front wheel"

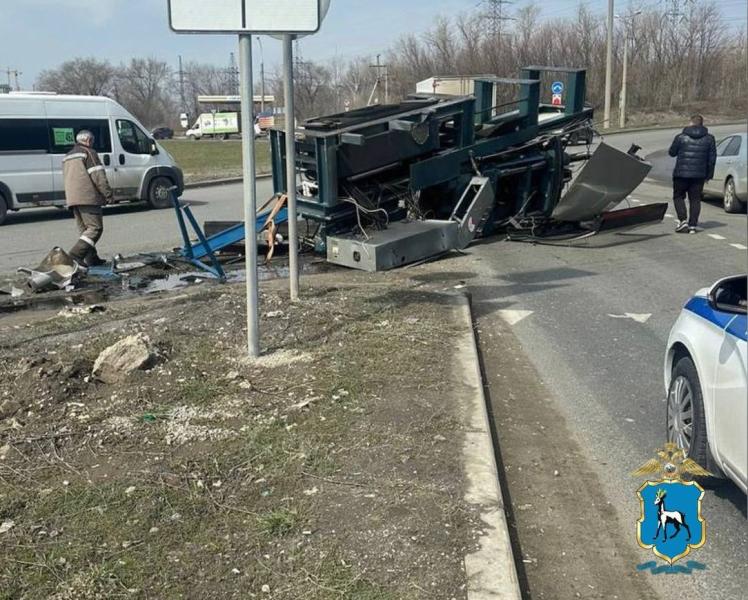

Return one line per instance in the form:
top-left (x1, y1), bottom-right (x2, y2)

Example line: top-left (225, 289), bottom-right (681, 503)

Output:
top-left (0, 196), bottom-right (7, 225)
top-left (148, 176), bottom-right (175, 209)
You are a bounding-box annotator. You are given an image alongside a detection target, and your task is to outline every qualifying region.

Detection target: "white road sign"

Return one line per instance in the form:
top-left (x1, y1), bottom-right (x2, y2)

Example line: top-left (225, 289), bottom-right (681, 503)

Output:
top-left (169, 0), bottom-right (323, 33)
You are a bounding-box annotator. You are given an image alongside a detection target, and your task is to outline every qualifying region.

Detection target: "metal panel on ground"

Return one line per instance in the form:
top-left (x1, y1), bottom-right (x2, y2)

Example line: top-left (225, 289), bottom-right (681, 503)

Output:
top-left (552, 143), bottom-right (652, 222)
top-left (326, 221), bottom-right (458, 272)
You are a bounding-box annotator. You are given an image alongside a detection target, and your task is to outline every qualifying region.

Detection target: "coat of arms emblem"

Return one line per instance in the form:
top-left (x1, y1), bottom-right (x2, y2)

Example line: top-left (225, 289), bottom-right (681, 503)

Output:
top-left (633, 443), bottom-right (708, 565)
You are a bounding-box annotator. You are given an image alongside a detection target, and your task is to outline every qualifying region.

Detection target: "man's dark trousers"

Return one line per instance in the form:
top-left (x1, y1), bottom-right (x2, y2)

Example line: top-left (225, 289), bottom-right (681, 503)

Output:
top-left (673, 177), bottom-right (704, 227)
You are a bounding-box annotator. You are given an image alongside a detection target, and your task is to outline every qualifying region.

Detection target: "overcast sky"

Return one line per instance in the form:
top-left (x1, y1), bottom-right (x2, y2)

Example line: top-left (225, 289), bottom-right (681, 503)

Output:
top-left (1, 0), bottom-right (746, 89)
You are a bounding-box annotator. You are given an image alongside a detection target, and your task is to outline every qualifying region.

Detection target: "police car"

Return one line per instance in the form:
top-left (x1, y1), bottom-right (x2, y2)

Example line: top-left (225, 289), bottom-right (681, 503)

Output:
top-left (664, 275), bottom-right (747, 492)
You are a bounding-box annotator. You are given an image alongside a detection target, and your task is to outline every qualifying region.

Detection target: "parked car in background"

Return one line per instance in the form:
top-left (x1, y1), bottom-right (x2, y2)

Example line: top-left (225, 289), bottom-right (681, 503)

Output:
top-left (151, 126), bottom-right (174, 140)
top-left (0, 92), bottom-right (184, 225)
top-left (703, 133), bottom-right (747, 213)
top-left (664, 275), bottom-right (747, 493)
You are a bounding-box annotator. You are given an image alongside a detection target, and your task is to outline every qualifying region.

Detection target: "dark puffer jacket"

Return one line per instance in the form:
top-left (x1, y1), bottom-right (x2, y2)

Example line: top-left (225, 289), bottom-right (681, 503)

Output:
top-left (668, 126), bottom-right (717, 180)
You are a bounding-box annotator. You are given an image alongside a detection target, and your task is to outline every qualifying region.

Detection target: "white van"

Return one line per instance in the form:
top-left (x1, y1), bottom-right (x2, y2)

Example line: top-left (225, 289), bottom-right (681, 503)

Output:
top-left (0, 92), bottom-right (184, 225)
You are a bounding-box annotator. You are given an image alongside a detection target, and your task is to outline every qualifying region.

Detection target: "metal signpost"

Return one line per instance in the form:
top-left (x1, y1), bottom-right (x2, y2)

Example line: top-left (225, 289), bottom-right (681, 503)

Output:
top-left (169, 0), bottom-right (328, 357)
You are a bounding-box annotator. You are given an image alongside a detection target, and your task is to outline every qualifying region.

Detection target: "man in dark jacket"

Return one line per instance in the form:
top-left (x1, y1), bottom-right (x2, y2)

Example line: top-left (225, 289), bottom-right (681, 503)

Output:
top-left (62, 130), bottom-right (114, 266)
top-left (668, 114), bottom-right (717, 233)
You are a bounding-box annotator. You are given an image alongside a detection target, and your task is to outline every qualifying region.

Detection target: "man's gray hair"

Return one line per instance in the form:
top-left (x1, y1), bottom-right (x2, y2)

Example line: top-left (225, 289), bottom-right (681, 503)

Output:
top-left (76, 130), bottom-right (95, 144)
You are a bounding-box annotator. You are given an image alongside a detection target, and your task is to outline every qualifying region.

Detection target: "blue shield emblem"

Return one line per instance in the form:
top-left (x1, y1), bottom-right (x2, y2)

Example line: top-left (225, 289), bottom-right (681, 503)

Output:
top-left (637, 480), bottom-right (706, 564)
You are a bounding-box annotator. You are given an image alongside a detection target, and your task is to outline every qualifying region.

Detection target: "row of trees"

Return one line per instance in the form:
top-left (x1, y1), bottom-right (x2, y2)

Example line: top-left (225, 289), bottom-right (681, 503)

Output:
top-left (35, 2), bottom-right (746, 128)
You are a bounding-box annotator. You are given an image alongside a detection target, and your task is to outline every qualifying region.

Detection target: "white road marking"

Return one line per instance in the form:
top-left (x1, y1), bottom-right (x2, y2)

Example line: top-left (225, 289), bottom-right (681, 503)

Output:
top-left (730, 243), bottom-right (747, 250)
top-left (608, 313), bottom-right (652, 324)
top-left (708, 234), bottom-right (726, 240)
top-left (630, 198), bottom-right (641, 204)
top-left (497, 309), bottom-right (534, 326)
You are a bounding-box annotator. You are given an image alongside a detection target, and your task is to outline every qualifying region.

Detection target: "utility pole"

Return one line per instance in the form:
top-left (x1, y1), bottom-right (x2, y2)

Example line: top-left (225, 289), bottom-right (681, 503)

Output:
top-left (256, 36), bottom-right (266, 113)
top-left (616, 11), bottom-right (641, 130)
top-left (603, 0), bottom-right (614, 129)
top-left (368, 54), bottom-right (389, 105)
top-left (227, 52), bottom-right (239, 96)
top-left (178, 55), bottom-right (187, 114)
top-left (6, 68), bottom-right (22, 91)
top-left (480, 0), bottom-right (513, 38)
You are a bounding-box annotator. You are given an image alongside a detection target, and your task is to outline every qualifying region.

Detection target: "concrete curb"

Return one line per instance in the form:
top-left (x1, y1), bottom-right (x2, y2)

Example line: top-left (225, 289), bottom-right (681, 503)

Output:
top-left (184, 174), bottom-right (272, 190)
top-left (455, 293), bottom-right (522, 600)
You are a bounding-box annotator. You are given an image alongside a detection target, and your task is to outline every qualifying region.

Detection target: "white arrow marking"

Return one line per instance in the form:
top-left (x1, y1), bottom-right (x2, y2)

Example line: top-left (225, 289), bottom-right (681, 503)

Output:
top-left (608, 313), bottom-right (652, 324)
top-left (708, 233), bottom-right (726, 240)
top-left (730, 243), bottom-right (747, 250)
top-left (497, 309), bottom-right (534, 326)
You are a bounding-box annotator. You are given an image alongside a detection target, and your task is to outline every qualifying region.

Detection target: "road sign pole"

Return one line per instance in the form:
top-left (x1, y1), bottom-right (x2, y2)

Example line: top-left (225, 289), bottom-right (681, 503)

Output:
top-left (238, 33), bottom-right (260, 357)
top-left (283, 33), bottom-right (300, 302)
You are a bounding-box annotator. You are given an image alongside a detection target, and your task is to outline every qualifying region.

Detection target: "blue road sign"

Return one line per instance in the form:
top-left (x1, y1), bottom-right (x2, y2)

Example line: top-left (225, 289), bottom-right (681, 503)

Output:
top-left (551, 81), bottom-right (564, 95)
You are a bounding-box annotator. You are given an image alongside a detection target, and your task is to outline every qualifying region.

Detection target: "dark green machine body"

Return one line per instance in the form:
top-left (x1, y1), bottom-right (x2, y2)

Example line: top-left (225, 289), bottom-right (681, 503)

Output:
top-left (270, 66), bottom-right (594, 251)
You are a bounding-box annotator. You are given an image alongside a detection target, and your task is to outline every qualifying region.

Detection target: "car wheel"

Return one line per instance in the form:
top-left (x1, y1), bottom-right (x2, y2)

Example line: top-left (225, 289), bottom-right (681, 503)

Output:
top-left (723, 177), bottom-right (743, 213)
top-left (667, 356), bottom-right (711, 467)
top-left (147, 176), bottom-right (175, 210)
top-left (0, 195), bottom-right (7, 225)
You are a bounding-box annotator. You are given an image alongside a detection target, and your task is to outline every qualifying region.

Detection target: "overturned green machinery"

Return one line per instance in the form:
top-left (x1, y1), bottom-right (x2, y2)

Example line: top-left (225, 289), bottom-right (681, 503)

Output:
top-left (270, 66), bottom-right (662, 271)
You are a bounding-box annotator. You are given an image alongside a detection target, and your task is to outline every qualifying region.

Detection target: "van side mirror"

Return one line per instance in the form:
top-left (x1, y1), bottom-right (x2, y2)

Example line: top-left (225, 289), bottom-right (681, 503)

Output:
top-left (150, 141), bottom-right (159, 156)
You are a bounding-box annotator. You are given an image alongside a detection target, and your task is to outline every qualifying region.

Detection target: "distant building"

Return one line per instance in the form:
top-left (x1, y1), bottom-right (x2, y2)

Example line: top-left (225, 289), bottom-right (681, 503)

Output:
top-left (0, 84), bottom-right (11, 94)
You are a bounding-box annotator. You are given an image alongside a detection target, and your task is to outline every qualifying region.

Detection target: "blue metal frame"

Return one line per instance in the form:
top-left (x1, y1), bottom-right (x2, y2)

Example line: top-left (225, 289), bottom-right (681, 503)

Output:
top-left (171, 190), bottom-right (226, 280)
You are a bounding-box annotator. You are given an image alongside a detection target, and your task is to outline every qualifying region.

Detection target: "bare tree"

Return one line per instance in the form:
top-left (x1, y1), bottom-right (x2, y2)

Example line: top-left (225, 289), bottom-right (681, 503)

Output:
top-left (116, 58), bottom-right (175, 128)
top-left (36, 57), bottom-right (115, 95)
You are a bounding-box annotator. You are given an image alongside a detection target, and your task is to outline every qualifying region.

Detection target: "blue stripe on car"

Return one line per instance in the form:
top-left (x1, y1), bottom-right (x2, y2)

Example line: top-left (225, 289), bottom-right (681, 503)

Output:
top-left (685, 296), bottom-right (748, 342)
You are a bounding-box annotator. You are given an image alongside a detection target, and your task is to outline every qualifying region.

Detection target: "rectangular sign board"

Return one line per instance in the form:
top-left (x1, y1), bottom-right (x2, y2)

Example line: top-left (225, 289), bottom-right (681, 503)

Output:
top-left (169, 0), bottom-right (321, 33)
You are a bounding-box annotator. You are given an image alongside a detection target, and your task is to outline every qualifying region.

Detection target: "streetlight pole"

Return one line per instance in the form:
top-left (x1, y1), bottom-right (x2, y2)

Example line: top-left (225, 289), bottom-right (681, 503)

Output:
top-left (603, 0), bottom-right (614, 129)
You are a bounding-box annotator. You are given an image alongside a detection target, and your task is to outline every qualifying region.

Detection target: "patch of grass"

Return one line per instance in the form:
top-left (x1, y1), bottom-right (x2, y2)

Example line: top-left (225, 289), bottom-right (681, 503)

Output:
top-left (161, 138), bottom-right (271, 183)
top-left (257, 508), bottom-right (298, 537)
top-left (177, 377), bottom-right (224, 404)
top-left (309, 558), bottom-right (412, 600)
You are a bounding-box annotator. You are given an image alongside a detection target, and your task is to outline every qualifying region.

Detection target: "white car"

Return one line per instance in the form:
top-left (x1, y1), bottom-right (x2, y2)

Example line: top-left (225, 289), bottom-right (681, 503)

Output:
top-left (664, 275), bottom-right (747, 492)
top-left (703, 133), bottom-right (747, 213)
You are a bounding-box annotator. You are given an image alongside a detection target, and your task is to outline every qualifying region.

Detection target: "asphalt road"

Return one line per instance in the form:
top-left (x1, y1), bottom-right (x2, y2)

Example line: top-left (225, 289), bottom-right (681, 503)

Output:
top-left (463, 124), bottom-right (747, 599)
top-left (0, 179), bottom-right (276, 275)
top-left (1, 124), bottom-right (746, 597)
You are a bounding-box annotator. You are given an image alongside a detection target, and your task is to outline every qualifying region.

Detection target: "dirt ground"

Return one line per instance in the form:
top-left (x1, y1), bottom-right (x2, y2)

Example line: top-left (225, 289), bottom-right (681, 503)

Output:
top-left (0, 274), bottom-right (481, 599)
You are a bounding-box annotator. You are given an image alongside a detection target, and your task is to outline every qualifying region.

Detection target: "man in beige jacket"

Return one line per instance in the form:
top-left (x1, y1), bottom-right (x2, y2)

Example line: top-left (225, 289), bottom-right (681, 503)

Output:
top-left (62, 130), bottom-right (114, 267)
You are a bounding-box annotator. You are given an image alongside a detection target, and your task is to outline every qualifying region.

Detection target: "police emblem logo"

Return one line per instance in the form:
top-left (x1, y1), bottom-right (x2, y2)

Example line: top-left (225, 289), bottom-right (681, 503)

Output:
top-left (633, 442), bottom-right (708, 565)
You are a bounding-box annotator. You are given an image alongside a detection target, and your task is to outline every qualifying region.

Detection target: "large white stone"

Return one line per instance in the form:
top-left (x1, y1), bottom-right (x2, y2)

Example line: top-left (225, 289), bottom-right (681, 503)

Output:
top-left (93, 333), bottom-right (154, 384)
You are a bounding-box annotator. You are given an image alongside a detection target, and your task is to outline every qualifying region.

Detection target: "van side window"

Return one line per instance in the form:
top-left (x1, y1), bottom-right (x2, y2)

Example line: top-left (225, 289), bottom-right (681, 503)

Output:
top-left (116, 120), bottom-right (151, 155)
top-left (48, 119), bottom-right (112, 154)
top-left (0, 118), bottom-right (49, 153)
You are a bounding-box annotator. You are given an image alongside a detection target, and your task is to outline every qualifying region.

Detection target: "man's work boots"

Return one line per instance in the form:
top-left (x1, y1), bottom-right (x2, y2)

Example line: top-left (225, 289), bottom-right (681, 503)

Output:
top-left (84, 247), bottom-right (107, 267)
top-left (68, 239), bottom-right (91, 266)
